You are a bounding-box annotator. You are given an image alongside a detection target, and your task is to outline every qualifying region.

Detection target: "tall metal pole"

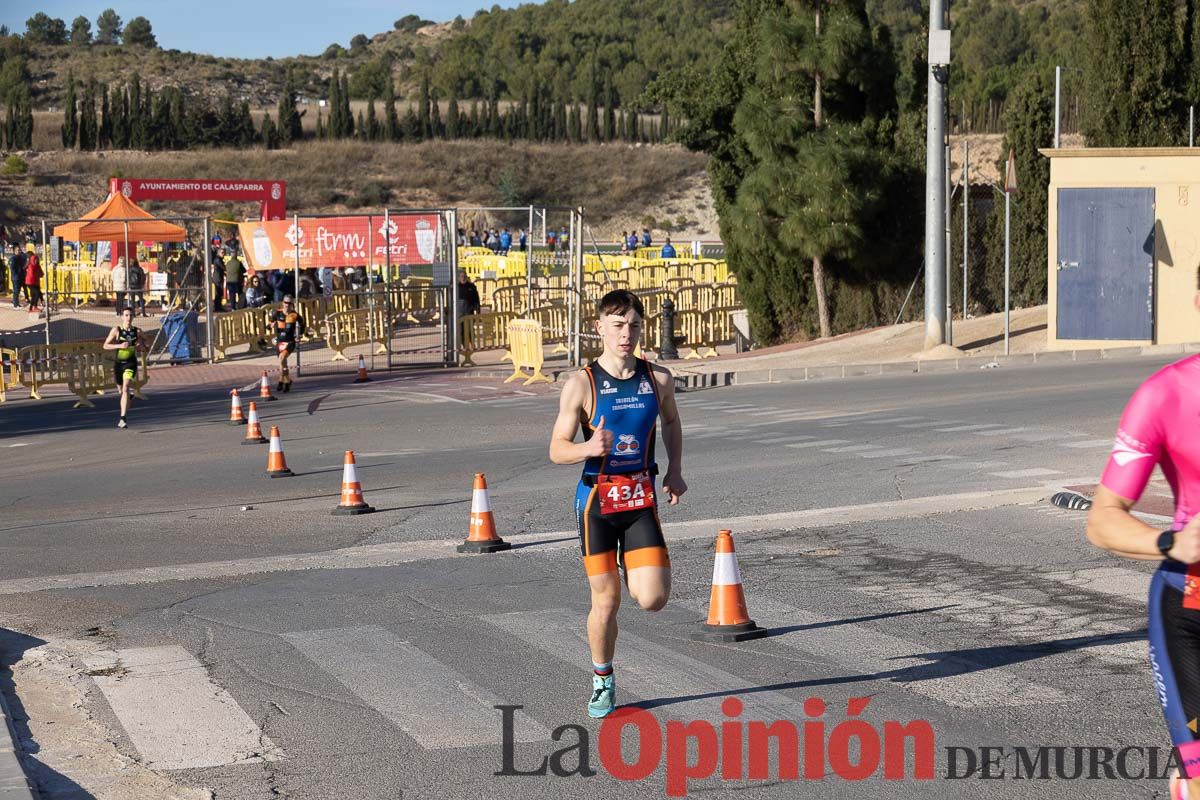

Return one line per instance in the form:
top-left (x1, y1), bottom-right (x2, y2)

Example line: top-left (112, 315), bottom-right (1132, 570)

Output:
top-left (449, 208), bottom-right (459, 365)
top-left (41, 220), bottom-right (50, 347)
top-left (1191, 106), bottom-right (1195, 148)
top-left (367, 214), bottom-right (375, 372)
top-left (923, 0), bottom-right (948, 350)
top-left (384, 208), bottom-right (392, 370)
top-left (293, 213), bottom-right (301, 376)
top-left (203, 219), bottom-right (214, 363)
top-left (1054, 66), bottom-right (1062, 149)
top-left (1004, 191), bottom-right (1011, 356)
top-left (526, 205), bottom-right (534, 311)
top-left (962, 140), bottom-right (969, 318)
top-left (944, 141), bottom-right (953, 346)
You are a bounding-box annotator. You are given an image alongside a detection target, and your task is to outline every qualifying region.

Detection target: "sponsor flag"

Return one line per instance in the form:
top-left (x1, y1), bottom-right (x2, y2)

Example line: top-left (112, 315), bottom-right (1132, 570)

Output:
top-left (237, 215), bottom-right (441, 270)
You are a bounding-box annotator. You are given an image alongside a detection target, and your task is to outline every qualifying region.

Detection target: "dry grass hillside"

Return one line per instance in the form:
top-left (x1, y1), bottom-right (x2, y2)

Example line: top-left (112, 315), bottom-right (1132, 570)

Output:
top-left (3, 139), bottom-right (718, 240)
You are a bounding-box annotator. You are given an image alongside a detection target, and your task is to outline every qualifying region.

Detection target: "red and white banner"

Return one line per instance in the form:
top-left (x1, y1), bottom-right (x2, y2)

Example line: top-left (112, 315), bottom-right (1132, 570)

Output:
top-left (109, 177), bottom-right (288, 220)
top-left (237, 215), bottom-right (442, 270)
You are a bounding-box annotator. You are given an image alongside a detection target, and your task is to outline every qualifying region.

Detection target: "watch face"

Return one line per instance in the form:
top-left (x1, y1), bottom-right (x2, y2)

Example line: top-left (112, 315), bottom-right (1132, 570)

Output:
top-left (1159, 530), bottom-right (1176, 556)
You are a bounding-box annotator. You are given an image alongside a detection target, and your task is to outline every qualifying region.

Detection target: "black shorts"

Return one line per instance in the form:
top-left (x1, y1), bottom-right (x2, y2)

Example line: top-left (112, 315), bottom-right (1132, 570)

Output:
top-left (114, 359), bottom-right (137, 386)
top-left (276, 342), bottom-right (295, 358)
top-left (574, 480), bottom-right (669, 577)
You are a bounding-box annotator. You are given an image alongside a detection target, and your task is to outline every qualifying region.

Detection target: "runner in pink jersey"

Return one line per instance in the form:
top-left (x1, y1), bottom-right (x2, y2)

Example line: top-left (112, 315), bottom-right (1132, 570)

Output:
top-left (1089, 353), bottom-right (1200, 800)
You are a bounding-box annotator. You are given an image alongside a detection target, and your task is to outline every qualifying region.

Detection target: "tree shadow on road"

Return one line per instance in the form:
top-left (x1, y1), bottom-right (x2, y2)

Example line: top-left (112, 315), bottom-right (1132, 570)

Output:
top-left (0, 628), bottom-right (97, 799)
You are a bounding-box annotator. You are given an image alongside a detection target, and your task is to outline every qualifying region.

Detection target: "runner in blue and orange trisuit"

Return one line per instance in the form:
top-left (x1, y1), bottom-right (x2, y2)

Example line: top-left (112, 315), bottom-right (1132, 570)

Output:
top-left (270, 294), bottom-right (305, 393)
top-left (550, 289), bottom-right (687, 718)
top-left (1088, 284), bottom-right (1200, 799)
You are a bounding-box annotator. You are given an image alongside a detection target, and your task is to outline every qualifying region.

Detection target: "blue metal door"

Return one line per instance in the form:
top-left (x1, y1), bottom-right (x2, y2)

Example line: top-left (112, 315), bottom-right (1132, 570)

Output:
top-left (1056, 188), bottom-right (1155, 340)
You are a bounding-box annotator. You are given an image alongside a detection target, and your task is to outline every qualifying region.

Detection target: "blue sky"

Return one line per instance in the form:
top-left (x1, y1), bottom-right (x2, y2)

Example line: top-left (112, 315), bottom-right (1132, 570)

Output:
top-left (4, 1), bottom-right (526, 58)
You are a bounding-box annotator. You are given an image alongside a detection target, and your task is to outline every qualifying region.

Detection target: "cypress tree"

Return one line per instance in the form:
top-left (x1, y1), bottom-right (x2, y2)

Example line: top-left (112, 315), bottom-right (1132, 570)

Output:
top-left (603, 75), bottom-right (616, 141)
top-left (366, 95), bottom-right (379, 140)
top-left (469, 99), bottom-right (480, 137)
top-left (128, 74), bottom-right (143, 149)
top-left (276, 70), bottom-right (302, 146)
top-left (341, 73), bottom-right (354, 137)
top-left (79, 78), bottom-right (98, 150)
top-left (113, 85), bottom-right (129, 148)
top-left (356, 109), bottom-right (366, 140)
top-left (384, 77), bottom-right (399, 141)
top-left (625, 107), bottom-right (638, 141)
top-left (446, 93), bottom-right (460, 138)
top-left (62, 71), bottom-right (78, 149)
top-left (660, 104), bottom-right (670, 142)
top-left (262, 115), bottom-right (279, 149)
top-left (329, 69), bottom-right (342, 138)
top-left (238, 101), bottom-right (255, 146)
top-left (99, 84), bottom-right (112, 149)
top-left (401, 105), bottom-right (420, 140)
top-left (430, 89), bottom-right (442, 138)
top-left (569, 101), bottom-right (581, 142)
top-left (419, 75), bottom-right (432, 139)
top-left (982, 68), bottom-right (1055, 311)
top-left (6, 86), bottom-right (33, 149)
top-left (586, 60), bottom-right (600, 141)
top-left (488, 93), bottom-right (501, 137)
top-left (315, 110), bottom-right (325, 139)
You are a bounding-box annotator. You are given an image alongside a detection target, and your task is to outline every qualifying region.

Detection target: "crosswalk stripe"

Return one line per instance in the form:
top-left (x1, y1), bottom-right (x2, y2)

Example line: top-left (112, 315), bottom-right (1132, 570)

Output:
top-left (83, 645), bottom-right (278, 770)
top-left (864, 417), bottom-right (925, 425)
top-left (821, 444), bottom-right (885, 453)
top-left (483, 609), bottom-right (798, 720)
top-left (1064, 439), bottom-right (1114, 449)
top-left (897, 421), bottom-right (951, 429)
top-left (785, 439), bottom-right (849, 449)
top-left (283, 625), bottom-right (549, 749)
top-left (858, 448), bottom-right (919, 459)
top-left (898, 455), bottom-right (963, 464)
top-left (935, 424), bottom-right (1007, 433)
top-left (1010, 432), bottom-right (1084, 443)
top-left (1039, 567), bottom-right (1151, 603)
top-left (989, 468), bottom-right (1061, 479)
top-left (753, 436), bottom-right (816, 445)
top-left (727, 597), bottom-right (1070, 709)
top-left (940, 461), bottom-right (1010, 471)
top-left (974, 428), bottom-right (1027, 437)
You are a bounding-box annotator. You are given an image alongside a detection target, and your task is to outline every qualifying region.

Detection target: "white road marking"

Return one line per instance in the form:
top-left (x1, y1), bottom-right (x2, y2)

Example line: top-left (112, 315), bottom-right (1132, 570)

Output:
top-left (989, 468), bottom-right (1062, 479)
top-left (1064, 439), bottom-right (1115, 450)
top-left (484, 609), bottom-right (798, 720)
top-left (753, 436), bottom-right (816, 445)
top-left (1010, 432), bottom-right (1085, 443)
top-left (83, 645), bottom-right (278, 770)
top-left (0, 488), bottom-right (1050, 594)
top-left (935, 424), bottom-right (1007, 433)
top-left (974, 428), bottom-right (1027, 437)
top-left (785, 439), bottom-right (850, 449)
top-left (283, 626), bottom-right (548, 749)
top-left (897, 421), bottom-right (951, 429)
top-left (858, 448), bottom-right (919, 459)
top-left (821, 444), bottom-right (886, 453)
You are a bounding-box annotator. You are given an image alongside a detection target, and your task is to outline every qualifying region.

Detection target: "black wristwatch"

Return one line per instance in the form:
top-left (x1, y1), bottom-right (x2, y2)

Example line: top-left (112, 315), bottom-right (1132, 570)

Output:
top-left (1157, 529), bottom-right (1176, 559)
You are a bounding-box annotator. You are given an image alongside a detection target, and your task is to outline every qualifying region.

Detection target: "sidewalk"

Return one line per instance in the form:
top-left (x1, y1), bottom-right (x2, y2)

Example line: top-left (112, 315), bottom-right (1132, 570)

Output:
top-left (0, 683), bottom-right (33, 800)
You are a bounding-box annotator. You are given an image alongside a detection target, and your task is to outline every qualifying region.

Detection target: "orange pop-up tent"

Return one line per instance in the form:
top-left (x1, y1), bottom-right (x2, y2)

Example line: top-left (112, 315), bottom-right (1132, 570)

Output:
top-left (53, 192), bottom-right (187, 243)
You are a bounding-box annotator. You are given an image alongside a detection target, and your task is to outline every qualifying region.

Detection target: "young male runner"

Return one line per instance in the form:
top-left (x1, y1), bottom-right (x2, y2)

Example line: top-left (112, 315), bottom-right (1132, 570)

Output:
top-left (549, 289), bottom-right (687, 718)
top-left (270, 294), bottom-right (305, 392)
top-left (1088, 285), bottom-right (1200, 799)
top-left (102, 306), bottom-right (144, 428)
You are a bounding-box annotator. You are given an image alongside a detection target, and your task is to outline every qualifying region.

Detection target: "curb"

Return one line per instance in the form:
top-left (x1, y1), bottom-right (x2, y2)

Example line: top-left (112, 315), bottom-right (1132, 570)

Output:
top-left (669, 343), bottom-right (1200, 391)
top-left (0, 680), bottom-right (35, 800)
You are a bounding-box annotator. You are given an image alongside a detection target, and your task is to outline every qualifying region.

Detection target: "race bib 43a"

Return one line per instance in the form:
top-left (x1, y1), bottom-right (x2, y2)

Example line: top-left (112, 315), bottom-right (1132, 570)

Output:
top-left (598, 471), bottom-right (654, 515)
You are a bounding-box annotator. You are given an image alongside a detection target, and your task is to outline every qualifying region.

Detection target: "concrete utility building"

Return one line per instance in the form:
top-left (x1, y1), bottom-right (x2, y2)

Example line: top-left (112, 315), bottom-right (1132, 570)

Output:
top-left (1042, 148), bottom-right (1200, 349)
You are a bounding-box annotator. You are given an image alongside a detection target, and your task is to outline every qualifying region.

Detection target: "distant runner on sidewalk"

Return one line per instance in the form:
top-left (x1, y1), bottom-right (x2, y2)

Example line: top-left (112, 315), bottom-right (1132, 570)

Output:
top-left (549, 289), bottom-right (687, 718)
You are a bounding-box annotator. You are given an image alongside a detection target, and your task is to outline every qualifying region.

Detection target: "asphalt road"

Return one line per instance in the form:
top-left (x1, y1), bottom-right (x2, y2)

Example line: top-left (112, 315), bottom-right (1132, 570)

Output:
top-left (0, 354), bottom-right (1186, 799)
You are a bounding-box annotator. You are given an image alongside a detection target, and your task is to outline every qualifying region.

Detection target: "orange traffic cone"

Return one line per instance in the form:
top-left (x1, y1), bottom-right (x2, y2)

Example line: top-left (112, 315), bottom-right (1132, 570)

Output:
top-left (332, 451), bottom-right (375, 515)
top-left (266, 426), bottom-right (293, 477)
top-left (354, 354), bottom-right (371, 383)
top-left (457, 473), bottom-right (510, 553)
top-left (229, 388), bottom-right (246, 425)
top-left (242, 402), bottom-right (267, 445)
top-left (692, 530), bottom-right (767, 642)
top-left (259, 371), bottom-right (277, 401)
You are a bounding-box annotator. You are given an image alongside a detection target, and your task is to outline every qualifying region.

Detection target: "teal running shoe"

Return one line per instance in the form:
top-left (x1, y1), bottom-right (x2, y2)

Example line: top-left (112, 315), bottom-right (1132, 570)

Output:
top-left (588, 673), bottom-right (615, 718)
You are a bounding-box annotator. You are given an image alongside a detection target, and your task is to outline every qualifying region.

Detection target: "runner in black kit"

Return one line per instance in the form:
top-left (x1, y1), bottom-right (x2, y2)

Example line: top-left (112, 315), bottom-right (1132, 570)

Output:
top-left (102, 306), bottom-right (143, 428)
top-left (270, 294), bottom-right (305, 392)
top-left (550, 289), bottom-right (687, 718)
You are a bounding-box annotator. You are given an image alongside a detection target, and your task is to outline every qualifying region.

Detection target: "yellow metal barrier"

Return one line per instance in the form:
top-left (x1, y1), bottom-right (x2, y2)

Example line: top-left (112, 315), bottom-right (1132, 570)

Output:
top-left (13, 342), bottom-right (147, 406)
top-left (529, 304), bottom-right (572, 354)
top-left (213, 308), bottom-right (271, 361)
top-left (458, 311), bottom-right (517, 366)
top-left (505, 319), bottom-right (553, 386)
top-left (634, 289), bottom-right (673, 318)
top-left (676, 284), bottom-right (715, 312)
top-left (0, 347), bottom-right (18, 403)
top-left (324, 308), bottom-right (388, 361)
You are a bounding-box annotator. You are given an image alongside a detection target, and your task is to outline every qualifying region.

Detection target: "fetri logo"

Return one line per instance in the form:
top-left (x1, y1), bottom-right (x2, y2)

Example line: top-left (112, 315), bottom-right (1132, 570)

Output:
top-left (285, 223), bottom-right (305, 246)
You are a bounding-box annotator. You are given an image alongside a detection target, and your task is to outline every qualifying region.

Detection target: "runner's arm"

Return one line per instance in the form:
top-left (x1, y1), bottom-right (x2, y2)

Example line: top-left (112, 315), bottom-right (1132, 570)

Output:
top-left (102, 327), bottom-right (121, 351)
top-left (549, 372), bottom-right (608, 464)
top-left (653, 364), bottom-right (687, 503)
top-left (1086, 486), bottom-right (1166, 561)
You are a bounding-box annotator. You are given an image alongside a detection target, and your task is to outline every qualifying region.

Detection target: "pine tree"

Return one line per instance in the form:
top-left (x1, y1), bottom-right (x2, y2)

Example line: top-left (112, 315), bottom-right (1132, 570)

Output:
top-left (1084, 0), bottom-right (1183, 146)
top-left (61, 72), bottom-right (78, 149)
top-left (430, 90), bottom-right (442, 138)
top-left (99, 84), bottom-right (112, 149)
top-left (384, 77), bottom-right (399, 141)
top-left (603, 75), bottom-right (616, 141)
top-left (262, 115), bottom-right (279, 149)
top-left (79, 78), bottom-right (98, 150)
top-left (586, 58), bottom-right (600, 141)
top-left (446, 93), bottom-right (460, 139)
top-left (5, 86), bottom-right (34, 149)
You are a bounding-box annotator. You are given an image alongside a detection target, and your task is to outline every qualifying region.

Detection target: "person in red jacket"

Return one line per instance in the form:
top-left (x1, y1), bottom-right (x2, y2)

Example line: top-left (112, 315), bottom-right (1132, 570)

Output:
top-left (23, 249), bottom-right (42, 311)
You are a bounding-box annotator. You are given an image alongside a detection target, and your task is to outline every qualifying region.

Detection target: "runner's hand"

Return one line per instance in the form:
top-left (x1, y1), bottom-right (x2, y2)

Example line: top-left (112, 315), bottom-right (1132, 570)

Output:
top-left (1171, 517), bottom-right (1200, 564)
top-left (587, 415), bottom-right (613, 458)
top-left (663, 470), bottom-right (687, 506)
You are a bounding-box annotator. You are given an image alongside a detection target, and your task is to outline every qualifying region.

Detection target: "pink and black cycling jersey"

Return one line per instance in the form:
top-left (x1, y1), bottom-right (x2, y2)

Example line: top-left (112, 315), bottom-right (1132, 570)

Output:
top-left (1100, 353), bottom-right (1200, 776)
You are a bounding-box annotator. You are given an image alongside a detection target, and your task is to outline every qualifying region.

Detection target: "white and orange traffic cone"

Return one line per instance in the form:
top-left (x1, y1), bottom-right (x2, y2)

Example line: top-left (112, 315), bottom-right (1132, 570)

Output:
top-left (354, 354), bottom-right (371, 383)
top-left (457, 473), bottom-right (510, 553)
top-left (242, 402), bottom-right (267, 445)
top-left (332, 451), bottom-right (375, 515)
top-left (266, 426), bottom-right (293, 477)
top-left (229, 388), bottom-right (246, 425)
top-left (259, 371), bottom-right (277, 401)
top-left (692, 530), bottom-right (767, 642)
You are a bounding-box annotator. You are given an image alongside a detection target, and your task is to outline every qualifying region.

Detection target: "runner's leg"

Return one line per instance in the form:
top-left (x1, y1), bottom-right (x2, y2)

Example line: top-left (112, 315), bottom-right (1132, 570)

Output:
top-left (587, 572), bottom-right (621, 665)
top-left (1149, 569), bottom-right (1200, 797)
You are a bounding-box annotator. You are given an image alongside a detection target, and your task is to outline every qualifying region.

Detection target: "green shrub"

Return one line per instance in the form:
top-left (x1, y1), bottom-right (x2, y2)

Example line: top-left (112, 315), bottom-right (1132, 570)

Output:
top-left (0, 155), bottom-right (28, 176)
